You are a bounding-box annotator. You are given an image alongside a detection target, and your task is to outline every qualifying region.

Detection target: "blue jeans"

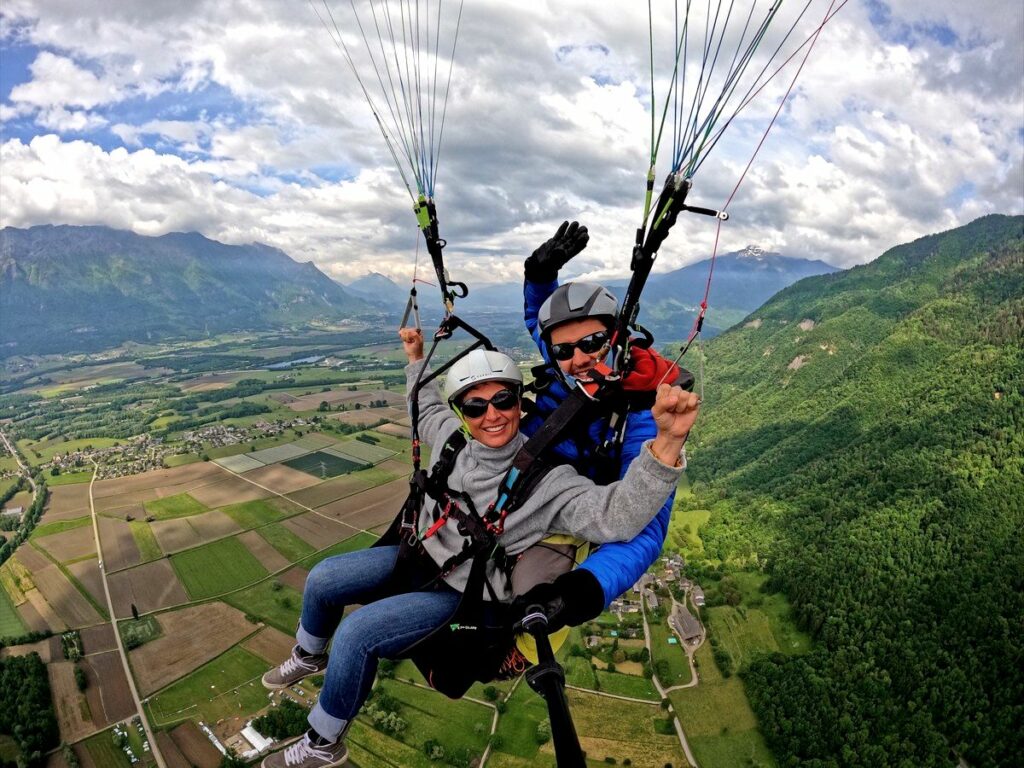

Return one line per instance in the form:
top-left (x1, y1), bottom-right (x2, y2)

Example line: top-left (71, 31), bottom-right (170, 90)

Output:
top-left (296, 545), bottom-right (459, 741)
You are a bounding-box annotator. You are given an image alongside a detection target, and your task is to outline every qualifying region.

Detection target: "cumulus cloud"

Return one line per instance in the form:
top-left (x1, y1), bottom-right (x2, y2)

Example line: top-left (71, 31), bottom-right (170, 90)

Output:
top-left (0, 0), bottom-right (1021, 287)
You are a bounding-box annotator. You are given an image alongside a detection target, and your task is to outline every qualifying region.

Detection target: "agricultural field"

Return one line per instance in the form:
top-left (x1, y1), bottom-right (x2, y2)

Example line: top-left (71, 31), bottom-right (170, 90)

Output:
top-left (222, 578), bottom-right (303, 634)
top-left (170, 536), bottom-right (269, 599)
top-left (146, 646), bottom-right (269, 726)
top-left (142, 493), bottom-right (208, 520)
top-left (128, 520), bottom-right (163, 562)
top-left (670, 643), bottom-right (777, 768)
top-left (46, 470), bottom-right (94, 486)
top-left (594, 669), bottom-right (660, 700)
top-left (17, 436), bottom-right (121, 466)
top-left (284, 450), bottom-right (364, 479)
top-left (0, 585), bottom-right (27, 639)
top-left (255, 523), bottom-right (316, 562)
top-left (219, 498), bottom-right (297, 529)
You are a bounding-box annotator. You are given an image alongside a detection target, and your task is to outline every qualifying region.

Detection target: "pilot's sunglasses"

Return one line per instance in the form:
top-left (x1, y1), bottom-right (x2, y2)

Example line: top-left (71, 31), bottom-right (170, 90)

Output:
top-left (458, 388), bottom-right (520, 418)
top-left (548, 331), bottom-right (611, 362)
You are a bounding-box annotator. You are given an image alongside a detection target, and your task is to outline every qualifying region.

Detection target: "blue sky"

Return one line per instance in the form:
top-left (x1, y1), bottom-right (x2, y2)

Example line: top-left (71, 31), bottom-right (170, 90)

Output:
top-left (0, 0), bottom-right (1021, 284)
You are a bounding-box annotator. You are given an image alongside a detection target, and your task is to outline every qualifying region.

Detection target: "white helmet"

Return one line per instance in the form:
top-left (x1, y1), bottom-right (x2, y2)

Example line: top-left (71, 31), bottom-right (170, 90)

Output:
top-left (442, 349), bottom-right (523, 404)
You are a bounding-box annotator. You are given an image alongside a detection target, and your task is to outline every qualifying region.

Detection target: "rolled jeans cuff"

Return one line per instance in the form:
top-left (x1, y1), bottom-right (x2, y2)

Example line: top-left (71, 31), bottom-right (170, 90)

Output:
top-left (296, 623), bottom-right (330, 655)
top-left (308, 701), bottom-right (349, 743)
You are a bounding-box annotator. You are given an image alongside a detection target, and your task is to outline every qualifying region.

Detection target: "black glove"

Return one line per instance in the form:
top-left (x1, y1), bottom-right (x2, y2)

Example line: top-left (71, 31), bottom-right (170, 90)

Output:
top-left (524, 220), bottom-right (590, 283)
top-left (512, 568), bottom-right (606, 634)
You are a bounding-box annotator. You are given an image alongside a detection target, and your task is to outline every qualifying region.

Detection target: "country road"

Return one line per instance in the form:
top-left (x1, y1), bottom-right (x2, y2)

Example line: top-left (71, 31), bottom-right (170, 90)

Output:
top-left (88, 458), bottom-right (168, 768)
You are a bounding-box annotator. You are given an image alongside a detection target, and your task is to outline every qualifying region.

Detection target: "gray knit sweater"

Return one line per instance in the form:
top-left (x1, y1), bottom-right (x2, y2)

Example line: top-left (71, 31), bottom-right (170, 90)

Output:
top-left (407, 361), bottom-right (682, 601)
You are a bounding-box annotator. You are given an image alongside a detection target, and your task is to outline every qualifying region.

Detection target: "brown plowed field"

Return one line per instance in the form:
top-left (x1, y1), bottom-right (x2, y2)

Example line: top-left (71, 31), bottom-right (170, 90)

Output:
top-left (131, 602), bottom-right (256, 695)
top-left (43, 751), bottom-right (70, 768)
top-left (377, 458), bottom-right (411, 475)
top-left (156, 732), bottom-right (193, 768)
top-left (92, 462), bottom-right (221, 497)
top-left (376, 422), bottom-right (412, 439)
top-left (241, 463), bottom-right (321, 494)
top-left (35, 524), bottom-right (96, 562)
top-left (238, 530), bottom-right (291, 571)
top-left (98, 516), bottom-right (141, 571)
top-left (23, 588), bottom-right (65, 631)
top-left (108, 559), bottom-right (188, 617)
top-left (15, 544), bottom-right (51, 571)
top-left (17, 599), bottom-right (50, 632)
top-left (68, 559), bottom-right (105, 608)
top-left (83, 650), bottom-right (135, 725)
top-left (314, 477), bottom-right (408, 531)
top-left (329, 405), bottom-right (407, 426)
top-left (0, 636), bottom-right (59, 662)
top-left (287, 388), bottom-right (402, 412)
top-left (33, 566), bottom-right (103, 628)
top-left (242, 625), bottom-right (295, 664)
top-left (286, 472), bottom-right (383, 508)
top-left (151, 510), bottom-right (241, 554)
top-left (171, 721), bottom-right (223, 768)
top-left (94, 488), bottom-right (160, 512)
top-left (279, 567), bottom-right (308, 592)
top-left (282, 512), bottom-right (350, 547)
top-left (80, 623), bottom-right (117, 654)
top-left (48, 660), bottom-right (93, 743)
top-left (188, 475), bottom-right (272, 507)
top-left (44, 484), bottom-right (93, 519)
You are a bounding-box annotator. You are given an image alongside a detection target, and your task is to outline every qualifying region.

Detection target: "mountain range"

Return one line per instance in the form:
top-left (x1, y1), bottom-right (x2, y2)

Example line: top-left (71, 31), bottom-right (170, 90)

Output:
top-left (346, 245), bottom-right (840, 338)
top-left (0, 225), bottom-right (371, 356)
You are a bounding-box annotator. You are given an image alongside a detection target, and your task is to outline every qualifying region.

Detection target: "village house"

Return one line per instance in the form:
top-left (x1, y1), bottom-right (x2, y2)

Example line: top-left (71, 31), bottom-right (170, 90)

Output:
top-left (691, 586), bottom-right (706, 607)
top-left (670, 604), bottom-right (703, 643)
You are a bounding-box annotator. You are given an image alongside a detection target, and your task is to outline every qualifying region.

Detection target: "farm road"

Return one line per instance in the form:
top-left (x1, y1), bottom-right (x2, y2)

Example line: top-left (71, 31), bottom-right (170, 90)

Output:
top-left (88, 458), bottom-right (168, 768)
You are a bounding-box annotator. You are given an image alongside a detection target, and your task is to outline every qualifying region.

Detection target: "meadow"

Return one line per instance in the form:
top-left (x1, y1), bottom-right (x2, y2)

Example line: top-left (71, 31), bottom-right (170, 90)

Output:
top-left (143, 493), bottom-right (208, 520)
top-left (648, 617), bottom-right (692, 686)
top-left (219, 498), bottom-right (294, 529)
top-left (0, 585), bottom-right (27, 639)
top-left (255, 523), bottom-right (316, 562)
top-left (146, 646), bottom-right (269, 726)
top-left (128, 521), bottom-right (163, 562)
top-left (170, 537), bottom-right (268, 599)
top-left (223, 579), bottom-right (303, 634)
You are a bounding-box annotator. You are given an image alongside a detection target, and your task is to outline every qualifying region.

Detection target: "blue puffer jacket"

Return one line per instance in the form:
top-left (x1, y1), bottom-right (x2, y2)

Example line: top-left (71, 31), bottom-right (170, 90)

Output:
top-left (522, 278), bottom-right (673, 607)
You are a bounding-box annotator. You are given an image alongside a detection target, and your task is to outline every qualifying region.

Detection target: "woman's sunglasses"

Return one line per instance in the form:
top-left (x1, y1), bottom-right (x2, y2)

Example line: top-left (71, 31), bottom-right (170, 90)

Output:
top-left (458, 388), bottom-right (520, 419)
top-left (548, 330), bottom-right (611, 362)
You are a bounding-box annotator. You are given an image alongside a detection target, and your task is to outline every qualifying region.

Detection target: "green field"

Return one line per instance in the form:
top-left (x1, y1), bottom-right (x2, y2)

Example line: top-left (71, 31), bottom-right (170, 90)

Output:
top-left (0, 584), bottom-right (27, 639)
top-left (371, 679), bottom-right (492, 759)
top-left (119, 615), bottom-right (161, 649)
top-left (170, 537), bottom-right (268, 599)
top-left (163, 452), bottom-right (201, 467)
top-left (147, 646), bottom-right (269, 726)
top-left (493, 679), bottom-right (552, 761)
top-left (668, 507), bottom-right (711, 554)
top-left (648, 615), bottom-right (693, 686)
top-left (219, 498), bottom-right (295, 529)
top-left (46, 470), bottom-right (94, 486)
top-left (143, 492), bottom-right (208, 520)
top-left (81, 729), bottom-right (135, 768)
top-left (594, 669), bottom-right (660, 700)
top-left (298, 532), bottom-right (379, 570)
top-left (0, 456), bottom-right (20, 473)
top-left (256, 523), bottom-right (315, 562)
top-left (30, 515), bottom-right (91, 540)
top-left (128, 521), bottom-right (163, 562)
top-left (0, 735), bottom-right (19, 764)
top-left (223, 579), bottom-right (303, 633)
top-left (670, 643), bottom-right (776, 768)
top-left (284, 450), bottom-right (363, 479)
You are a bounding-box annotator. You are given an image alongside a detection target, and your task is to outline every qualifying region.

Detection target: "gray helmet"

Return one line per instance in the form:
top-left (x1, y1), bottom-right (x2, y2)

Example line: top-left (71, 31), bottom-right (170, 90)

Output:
top-left (442, 349), bottom-right (523, 404)
top-left (537, 281), bottom-right (618, 338)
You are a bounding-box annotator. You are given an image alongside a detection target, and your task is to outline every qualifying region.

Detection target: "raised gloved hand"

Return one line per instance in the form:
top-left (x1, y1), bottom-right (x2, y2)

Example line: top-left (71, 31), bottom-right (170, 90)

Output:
top-left (511, 568), bottom-right (606, 634)
top-left (524, 220), bottom-right (590, 283)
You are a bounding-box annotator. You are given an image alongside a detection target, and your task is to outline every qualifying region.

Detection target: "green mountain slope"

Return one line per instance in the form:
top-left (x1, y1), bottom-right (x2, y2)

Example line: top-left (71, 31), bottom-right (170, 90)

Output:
top-left (0, 225), bottom-right (371, 356)
top-left (686, 214), bottom-right (1023, 767)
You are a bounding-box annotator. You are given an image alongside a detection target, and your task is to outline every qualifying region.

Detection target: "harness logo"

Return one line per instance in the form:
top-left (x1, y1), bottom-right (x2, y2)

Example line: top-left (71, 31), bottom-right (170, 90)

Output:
top-left (449, 623), bottom-right (478, 632)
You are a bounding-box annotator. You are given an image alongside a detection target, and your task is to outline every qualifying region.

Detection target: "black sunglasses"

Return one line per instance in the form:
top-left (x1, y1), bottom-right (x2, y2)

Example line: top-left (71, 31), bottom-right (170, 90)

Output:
top-left (458, 388), bottom-right (520, 418)
top-left (548, 330), bottom-right (611, 362)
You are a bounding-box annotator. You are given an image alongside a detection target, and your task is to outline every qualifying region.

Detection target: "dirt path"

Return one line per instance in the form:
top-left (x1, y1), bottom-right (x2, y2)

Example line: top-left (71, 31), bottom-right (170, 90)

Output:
top-left (89, 459), bottom-right (168, 768)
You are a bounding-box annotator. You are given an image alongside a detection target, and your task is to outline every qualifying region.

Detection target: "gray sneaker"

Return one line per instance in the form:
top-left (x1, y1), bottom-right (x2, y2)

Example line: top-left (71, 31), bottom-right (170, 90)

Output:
top-left (261, 733), bottom-right (347, 768)
top-left (262, 646), bottom-right (329, 690)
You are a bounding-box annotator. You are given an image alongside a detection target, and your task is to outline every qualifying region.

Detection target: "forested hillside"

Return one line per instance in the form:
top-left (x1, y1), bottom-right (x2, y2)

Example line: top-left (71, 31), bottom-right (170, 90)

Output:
top-left (687, 214), bottom-right (1023, 767)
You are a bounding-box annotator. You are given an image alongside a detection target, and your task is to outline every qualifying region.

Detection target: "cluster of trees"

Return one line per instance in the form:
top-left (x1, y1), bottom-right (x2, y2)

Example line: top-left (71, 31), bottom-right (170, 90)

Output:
top-left (252, 699), bottom-right (309, 739)
top-left (684, 216), bottom-right (1023, 766)
top-left (0, 483), bottom-right (47, 570)
top-left (0, 654), bottom-right (59, 766)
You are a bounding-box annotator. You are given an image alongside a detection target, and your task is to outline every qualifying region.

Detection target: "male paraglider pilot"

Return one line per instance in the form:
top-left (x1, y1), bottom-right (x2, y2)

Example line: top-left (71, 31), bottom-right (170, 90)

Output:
top-left (513, 219), bottom-right (693, 636)
top-left (256, 329), bottom-right (698, 768)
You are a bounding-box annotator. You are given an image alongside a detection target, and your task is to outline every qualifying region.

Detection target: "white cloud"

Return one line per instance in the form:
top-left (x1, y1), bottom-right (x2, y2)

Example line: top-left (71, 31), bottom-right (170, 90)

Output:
top-left (0, 0), bottom-right (1021, 288)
